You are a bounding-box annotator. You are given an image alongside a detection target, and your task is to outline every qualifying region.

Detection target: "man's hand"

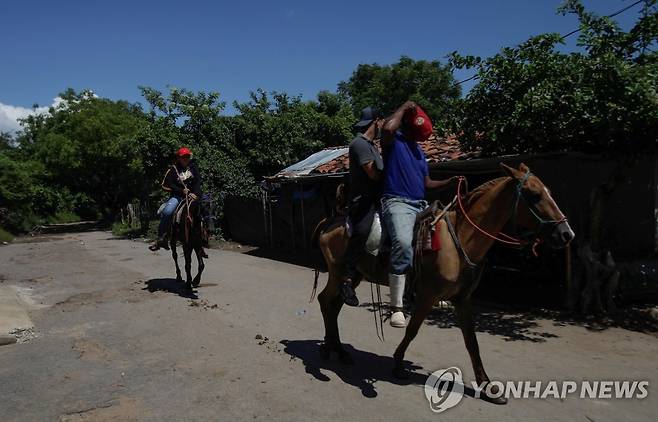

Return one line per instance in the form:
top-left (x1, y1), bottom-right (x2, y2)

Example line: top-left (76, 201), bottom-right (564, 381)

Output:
top-left (402, 101), bottom-right (417, 112)
top-left (425, 176), bottom-right (460, 190)
top-left (189, 193), bottom-right (198, 200)
top-left (183, 188), bottom-right (190, 196)
top-left (382, 101), bottom-right (418, 146)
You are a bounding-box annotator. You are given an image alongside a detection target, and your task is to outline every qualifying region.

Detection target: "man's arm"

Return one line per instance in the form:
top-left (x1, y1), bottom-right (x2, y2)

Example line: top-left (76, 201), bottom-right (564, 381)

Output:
top-left (425, 176), bottom-right (458, 190)
top-left (351, 138), bottom-right (381, 181)
top-left (362, 161), bottom-right (381, 181)
top-left (381, 101), bottom-right (416, 146)
top-left (162, 168), bottom-right (185, 196)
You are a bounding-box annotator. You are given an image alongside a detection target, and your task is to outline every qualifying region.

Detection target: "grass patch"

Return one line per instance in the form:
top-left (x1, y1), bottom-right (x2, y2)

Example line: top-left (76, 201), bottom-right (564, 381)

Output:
top-left (112, 220), bottom-right (158, 240)
top-left (0, 227), bottom-right (15, 243)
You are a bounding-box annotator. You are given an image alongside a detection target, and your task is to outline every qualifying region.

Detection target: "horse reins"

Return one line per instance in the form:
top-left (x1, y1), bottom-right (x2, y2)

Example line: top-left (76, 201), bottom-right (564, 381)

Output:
top-left (455, 173), bottom-right (568, 251)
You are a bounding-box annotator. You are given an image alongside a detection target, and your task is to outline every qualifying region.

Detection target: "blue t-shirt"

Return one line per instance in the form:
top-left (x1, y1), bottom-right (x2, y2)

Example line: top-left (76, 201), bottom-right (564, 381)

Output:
top-left (382, 132), bottom-right (428, 200)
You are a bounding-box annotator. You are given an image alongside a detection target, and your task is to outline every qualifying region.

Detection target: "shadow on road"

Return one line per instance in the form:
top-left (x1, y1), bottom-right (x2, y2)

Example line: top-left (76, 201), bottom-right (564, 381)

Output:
top-left (143, 278), bottom-right (198, 299)
top-left (280, 339), bottom-right (427, 398)
top-left (355, 302), bottom-right (657, 343)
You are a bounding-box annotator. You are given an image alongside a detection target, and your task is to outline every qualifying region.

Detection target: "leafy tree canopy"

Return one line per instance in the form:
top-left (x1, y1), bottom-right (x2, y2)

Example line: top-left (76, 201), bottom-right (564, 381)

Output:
top-left (338, 56), bottom-right (461, 129)
top-left (449, 0), bottom-right (658, 156)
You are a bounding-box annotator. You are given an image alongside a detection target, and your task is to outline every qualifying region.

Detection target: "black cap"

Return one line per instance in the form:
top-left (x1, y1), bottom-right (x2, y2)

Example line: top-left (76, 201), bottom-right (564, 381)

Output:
top-left (354, 106), bottom-right (378, 129)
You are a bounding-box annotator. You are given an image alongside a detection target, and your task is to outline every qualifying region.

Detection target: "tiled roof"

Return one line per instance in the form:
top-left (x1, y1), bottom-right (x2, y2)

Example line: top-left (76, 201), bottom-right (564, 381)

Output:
top-left (313, 133), bottom-right (477, 175)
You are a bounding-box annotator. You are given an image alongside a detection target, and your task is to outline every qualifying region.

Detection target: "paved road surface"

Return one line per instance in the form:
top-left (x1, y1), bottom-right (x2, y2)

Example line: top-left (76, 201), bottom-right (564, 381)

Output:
top-left (0, 232), bottom-right (656, 421)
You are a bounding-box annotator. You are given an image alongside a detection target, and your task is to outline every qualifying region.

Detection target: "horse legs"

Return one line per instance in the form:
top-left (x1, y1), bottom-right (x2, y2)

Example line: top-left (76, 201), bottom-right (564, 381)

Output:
top-left (317, 269), bottom-right (352, 364)
top-left (171, 238), bottom-right (182, 283)
top-left (453, 298), bottom-right (507, 404)
top-left (392, 286), bottom-right (436, 378)
top-left (192, 244), bottom-right (205, 287)
top-left (183, 243), bottom-right (193, 289)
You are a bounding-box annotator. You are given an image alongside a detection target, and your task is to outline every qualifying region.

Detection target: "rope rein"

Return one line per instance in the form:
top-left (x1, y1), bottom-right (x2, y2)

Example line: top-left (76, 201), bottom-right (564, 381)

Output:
top-left (456, 177), bottom-right (526, 246)
top-left (455, 173), bottom-right (567, 250)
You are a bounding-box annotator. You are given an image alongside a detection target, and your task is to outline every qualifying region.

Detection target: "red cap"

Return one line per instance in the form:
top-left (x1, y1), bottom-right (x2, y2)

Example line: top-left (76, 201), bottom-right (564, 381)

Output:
top-left (177, 147), bottom-right (192, 157)
top-left (403, 106), bottom-right (433, 142)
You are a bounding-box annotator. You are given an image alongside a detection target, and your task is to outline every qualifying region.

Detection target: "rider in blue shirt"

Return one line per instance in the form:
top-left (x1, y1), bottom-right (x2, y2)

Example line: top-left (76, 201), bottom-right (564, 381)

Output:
top-left (380, 101), bottom-right (457, 328)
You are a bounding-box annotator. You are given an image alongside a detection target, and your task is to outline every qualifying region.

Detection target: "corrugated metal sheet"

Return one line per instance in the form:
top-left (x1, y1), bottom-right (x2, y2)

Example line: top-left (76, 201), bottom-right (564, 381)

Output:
top-left (270, 147), bottom-right (348, 179)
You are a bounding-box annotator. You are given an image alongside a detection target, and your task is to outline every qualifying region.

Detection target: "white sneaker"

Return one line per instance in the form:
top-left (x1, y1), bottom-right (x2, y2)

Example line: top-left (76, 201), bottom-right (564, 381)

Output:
top-left (390, 311), bottom-right (407, 328)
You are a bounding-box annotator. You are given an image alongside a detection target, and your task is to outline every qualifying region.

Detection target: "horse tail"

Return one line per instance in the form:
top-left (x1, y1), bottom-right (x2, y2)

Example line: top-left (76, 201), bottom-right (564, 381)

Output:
top-left (310, 217), bottom-right (330, 249)
top-left (308, 218), bottom-right (330, 303)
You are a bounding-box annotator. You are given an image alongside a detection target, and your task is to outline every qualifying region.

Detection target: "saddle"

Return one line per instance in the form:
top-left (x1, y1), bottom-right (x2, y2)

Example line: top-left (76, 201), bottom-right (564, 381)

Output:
top-left (364, 200), bottom-right (444, 257)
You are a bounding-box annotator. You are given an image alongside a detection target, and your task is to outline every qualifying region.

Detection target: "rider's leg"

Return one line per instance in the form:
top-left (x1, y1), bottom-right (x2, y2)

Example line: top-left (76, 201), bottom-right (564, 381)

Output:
top-left (150, 197), bottom-right (180, 251)
top-left (341, 206), bottom-right (374, 307)
top-left (382, 197), bottom-right (420, 327)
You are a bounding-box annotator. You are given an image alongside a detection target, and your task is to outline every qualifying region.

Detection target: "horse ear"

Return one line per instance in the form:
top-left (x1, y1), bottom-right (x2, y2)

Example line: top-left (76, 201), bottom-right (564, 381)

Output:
top-left (500, 162), bottom-right (519, 178)
top-left (518, 162), bottom-right (530, 173)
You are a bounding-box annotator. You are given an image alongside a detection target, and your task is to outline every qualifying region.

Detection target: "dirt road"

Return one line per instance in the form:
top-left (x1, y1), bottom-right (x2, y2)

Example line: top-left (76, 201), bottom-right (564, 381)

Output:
top-left (0, 232), bottom-right (655, 421)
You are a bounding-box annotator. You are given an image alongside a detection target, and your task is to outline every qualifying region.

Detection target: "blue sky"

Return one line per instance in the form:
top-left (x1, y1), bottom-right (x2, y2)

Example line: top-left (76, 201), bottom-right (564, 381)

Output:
top-left (0, 0), bottom-right (642, 131)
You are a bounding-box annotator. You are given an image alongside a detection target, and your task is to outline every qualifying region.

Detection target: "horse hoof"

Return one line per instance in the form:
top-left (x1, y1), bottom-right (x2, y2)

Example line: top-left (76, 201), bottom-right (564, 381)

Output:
top-left (192, 278), bottom-right (201, 287)
top-left (392, 365), bottom-right (409, 380)
top-left (481, 383), bottom-right (508, 405)
top-left (319, 343), bottom-right (331, 360)
top-left (185, 282), bottom-right (193, 290)
top-left (486, 395), bottom-right (508, 405)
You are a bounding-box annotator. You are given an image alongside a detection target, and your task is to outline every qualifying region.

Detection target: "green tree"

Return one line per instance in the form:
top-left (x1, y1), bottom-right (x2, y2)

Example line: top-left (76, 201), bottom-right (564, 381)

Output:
top-left (137, 86), bottom-right (258, 217)
top-left (449, 0), bottom-right (658, 156)
top-left (16, 88), bottom-right (148, 219)
top-left (232, 89), bottom-right (354, 179)
top-left (338, 56), bottom-right (461, 129)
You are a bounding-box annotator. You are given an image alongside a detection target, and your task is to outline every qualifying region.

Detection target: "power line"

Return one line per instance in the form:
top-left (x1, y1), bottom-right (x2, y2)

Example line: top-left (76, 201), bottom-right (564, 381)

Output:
top-left (454, 0), bottom-right (647, 86)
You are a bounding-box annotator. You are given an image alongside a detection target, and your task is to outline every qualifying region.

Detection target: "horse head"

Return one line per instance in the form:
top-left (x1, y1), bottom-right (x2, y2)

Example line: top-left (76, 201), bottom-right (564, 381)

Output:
top-left (500, 163), bottom-right (575, 249)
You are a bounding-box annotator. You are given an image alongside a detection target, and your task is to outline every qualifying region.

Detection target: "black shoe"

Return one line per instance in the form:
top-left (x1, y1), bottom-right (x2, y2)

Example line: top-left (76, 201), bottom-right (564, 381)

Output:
top-left (201, 249), bottom-right (209, 259)
top-left (149, 236), bottom-right (169, 251)
top-left (159, 236), bottom-right (170, 251)
top-left (341, 281), bottom-right (359, 307)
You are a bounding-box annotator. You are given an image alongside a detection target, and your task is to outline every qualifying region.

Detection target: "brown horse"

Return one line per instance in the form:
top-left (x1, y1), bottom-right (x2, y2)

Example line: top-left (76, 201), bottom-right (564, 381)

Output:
top-left (170, 196), bottom-right (205, 290)
top-left (313, 163), bottom-right (574, 403)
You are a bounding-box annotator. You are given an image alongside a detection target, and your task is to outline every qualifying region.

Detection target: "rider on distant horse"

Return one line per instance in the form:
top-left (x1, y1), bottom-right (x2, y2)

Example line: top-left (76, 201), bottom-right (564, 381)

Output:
top-left (380, 102), bottom-right (457, 327)
top-left (149, 147), bottom-right (207, 257)
top-left (340, 106), bottom-right (384, 307)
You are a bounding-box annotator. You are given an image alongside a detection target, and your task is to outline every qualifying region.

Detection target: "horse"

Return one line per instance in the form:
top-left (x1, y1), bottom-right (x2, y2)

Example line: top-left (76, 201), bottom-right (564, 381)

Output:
top-left (170, 195), bottom-right (206, 290)
top-left (313, 163), bottom-right (574, 403)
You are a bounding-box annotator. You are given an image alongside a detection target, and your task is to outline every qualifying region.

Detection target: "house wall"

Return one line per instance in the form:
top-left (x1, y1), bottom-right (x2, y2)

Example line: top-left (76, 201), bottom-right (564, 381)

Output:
top-left (227, 153), bottom-right (656, 259)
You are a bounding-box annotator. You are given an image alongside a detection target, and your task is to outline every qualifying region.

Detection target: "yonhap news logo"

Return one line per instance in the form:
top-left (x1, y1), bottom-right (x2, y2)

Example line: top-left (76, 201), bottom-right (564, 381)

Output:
top-left (424, 367), bottom-right (650, 413)
top-left (424, 367), bottom-right (465, 413)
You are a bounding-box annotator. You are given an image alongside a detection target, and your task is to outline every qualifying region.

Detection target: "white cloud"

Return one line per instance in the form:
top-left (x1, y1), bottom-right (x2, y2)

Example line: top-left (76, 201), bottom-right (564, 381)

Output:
top-left (0, 97), bottom-right (64, 133)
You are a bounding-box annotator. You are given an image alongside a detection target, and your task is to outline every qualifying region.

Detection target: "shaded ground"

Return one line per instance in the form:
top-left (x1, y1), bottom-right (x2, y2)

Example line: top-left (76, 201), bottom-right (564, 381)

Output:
top-left (0, 231), bottom-right (656, 421)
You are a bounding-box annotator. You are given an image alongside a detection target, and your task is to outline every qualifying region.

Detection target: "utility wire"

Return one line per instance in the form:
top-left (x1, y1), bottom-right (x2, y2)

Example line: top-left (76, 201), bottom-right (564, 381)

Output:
top-left (454, 0), bottom-right (647, 85)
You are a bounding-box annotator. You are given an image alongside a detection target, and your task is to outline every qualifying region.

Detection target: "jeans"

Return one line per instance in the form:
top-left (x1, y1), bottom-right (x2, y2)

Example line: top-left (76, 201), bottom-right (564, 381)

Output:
top-left (381, 196), bottom-right (427, 275)
top-left (158, 196), bottom-right (181, 237)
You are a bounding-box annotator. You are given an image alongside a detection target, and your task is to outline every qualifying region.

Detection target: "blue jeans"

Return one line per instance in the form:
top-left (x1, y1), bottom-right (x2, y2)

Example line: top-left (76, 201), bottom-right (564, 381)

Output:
top-left (381, 196), bottom-right (427, 275)
top-left (158, 197), bottom-right (181, 237)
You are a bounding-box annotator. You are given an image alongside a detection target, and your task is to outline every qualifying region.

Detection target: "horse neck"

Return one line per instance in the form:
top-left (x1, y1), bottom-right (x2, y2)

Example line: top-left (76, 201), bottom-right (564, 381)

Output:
top-left (457, 177), bottom-right (516, 263)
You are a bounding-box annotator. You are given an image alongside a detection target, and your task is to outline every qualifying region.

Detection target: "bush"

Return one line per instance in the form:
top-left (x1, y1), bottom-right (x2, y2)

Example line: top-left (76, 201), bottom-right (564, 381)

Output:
top-left (0, 227), bottom-right (14, 243)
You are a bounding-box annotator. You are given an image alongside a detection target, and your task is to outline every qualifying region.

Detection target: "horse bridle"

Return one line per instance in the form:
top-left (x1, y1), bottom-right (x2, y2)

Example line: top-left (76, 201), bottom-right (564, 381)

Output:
top-left (456, 173), bottom-right (567, 248)
top-left (509, 171), bottom-right (568, 243)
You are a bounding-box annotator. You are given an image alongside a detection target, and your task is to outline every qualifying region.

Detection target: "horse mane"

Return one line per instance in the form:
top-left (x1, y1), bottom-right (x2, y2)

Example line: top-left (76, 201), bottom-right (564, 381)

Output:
top-left (462, 177), bottom-right (512, 209)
